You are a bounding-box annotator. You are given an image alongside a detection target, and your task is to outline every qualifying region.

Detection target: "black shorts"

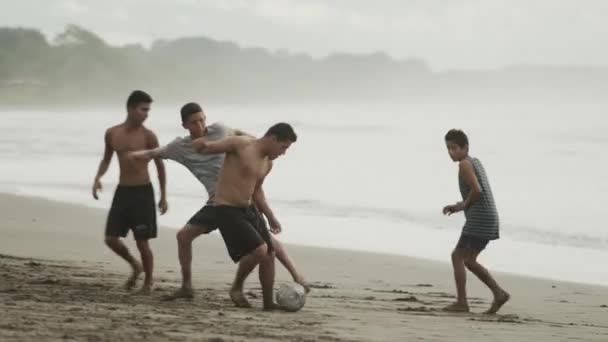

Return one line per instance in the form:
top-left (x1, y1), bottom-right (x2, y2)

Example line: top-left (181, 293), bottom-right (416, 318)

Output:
top-left (186, 205), bottom-right (219, 233)
top-left (456, 234), bottom-right (489, 252)
top-left (105, 183), bottom-right (157, 240)
top-left (213, 205), bottom-right (272, 262)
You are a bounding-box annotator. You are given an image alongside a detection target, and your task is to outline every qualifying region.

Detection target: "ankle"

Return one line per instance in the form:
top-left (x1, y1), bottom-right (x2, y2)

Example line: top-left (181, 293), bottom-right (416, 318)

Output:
top-left (457, 299), bottom-right (469, 306)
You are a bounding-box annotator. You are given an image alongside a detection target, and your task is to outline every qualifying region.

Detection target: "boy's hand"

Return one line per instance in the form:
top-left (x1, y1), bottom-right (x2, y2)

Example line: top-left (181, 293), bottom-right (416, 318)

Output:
top-left (92, 178), bottom-right (102, 200)
top-left (442, 202), bottom-right (464, 215)
top-left (268, 216), bottom-right (282, 234)
top-left (158, 197), bottom-right (168, 215)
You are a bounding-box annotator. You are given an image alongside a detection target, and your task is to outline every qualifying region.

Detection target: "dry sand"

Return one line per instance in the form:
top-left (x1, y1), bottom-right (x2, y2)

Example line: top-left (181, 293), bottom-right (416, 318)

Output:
top-left (1, 193), bottom-right (608, 341)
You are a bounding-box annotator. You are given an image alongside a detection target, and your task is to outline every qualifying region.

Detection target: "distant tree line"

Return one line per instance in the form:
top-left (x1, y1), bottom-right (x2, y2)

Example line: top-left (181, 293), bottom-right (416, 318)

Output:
top-left (0, 25), bottom-right (606, 107)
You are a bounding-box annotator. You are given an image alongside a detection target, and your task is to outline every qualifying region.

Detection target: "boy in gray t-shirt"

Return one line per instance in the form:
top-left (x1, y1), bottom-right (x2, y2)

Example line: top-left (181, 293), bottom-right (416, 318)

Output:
top-left (129, 102), bottom-right (308, 299)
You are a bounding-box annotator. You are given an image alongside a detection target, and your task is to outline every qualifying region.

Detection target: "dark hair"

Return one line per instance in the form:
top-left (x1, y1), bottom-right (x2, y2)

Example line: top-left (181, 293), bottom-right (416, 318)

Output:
top-left (180, 102), bottom-right (203, 122)
top-left (126, 90), bottom-right (153, 108)
top-left (264, 122), bottom-right (297, 142)
top-left (445, 129), bottom-right (469, 148)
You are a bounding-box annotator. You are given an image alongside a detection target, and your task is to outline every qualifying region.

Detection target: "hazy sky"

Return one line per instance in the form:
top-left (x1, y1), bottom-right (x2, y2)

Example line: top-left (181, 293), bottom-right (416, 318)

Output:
top-left (2, 0), bottom-right (607, 70)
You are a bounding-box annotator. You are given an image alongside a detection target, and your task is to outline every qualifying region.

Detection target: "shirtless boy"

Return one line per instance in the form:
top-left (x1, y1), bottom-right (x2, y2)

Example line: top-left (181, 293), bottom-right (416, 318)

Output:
top-left (195, 123), bottom-right (297, 310)
top-left (92, 90), bottom-right (167, 294)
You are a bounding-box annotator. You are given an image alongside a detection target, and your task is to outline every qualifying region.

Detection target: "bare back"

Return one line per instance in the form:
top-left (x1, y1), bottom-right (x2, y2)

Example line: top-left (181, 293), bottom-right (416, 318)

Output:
top-left (213, 137), bottom-right (271, 207)
top-left (108, 124), bottom-right (157, 186)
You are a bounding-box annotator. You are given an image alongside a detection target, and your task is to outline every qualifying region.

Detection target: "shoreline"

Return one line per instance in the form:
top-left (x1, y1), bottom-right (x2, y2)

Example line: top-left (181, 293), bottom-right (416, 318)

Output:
top-left (2, 192), bottom-right (608, 341)
top-left (1, 191), bottom-right (606, 289)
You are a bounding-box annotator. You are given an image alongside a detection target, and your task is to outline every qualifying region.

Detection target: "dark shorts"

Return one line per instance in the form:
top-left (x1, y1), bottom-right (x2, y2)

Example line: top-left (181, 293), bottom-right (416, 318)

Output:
top-left (186, 204), bottom-right (219, 233)
top-left (456, 234), bottom-right (490, 252)
top-left (105, 183), bottom-right (157, 240)
top-left (213, 205), bottom-right (272, 262)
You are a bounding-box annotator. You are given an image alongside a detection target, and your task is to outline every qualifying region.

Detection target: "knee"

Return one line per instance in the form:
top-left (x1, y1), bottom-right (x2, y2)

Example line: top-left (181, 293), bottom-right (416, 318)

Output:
top-left (451, 249), bottom-right (460, 261)
top-left (270, 237), bottom-right (283, 254)
top-left (252, 243), bottom-right (268, 259)
top-left (104, 236), bottom-right (118, 247)
top-left (176, 228), bottom-right (189, 245)
top-left (464, 258), bottom-right (477, 269)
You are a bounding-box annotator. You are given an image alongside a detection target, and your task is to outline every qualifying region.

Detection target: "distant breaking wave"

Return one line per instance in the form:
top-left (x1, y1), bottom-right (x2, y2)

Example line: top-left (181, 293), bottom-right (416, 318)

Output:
top-left (3, 181), bottom-right (607, 251)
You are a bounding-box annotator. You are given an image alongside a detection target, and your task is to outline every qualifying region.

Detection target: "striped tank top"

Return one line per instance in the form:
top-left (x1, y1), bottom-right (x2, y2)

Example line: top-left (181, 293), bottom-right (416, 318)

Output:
top-left (459, 156), bottom-right (500, 240)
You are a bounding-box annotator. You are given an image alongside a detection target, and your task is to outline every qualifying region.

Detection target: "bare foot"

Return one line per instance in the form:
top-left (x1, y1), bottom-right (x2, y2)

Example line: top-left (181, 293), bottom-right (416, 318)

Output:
top-left (161, 287), bottom-right (194, 301)
top-left (442, 302), bottom-right (470, 313)
top-left (133, 283), bottom-right (153, 296)
top-left (229, 288), bottom-right (252, 308)
top-left (484, 291), bottom-right (510, 315)
top-left (125, 262), bottom-right (143, 290)
top-left (294, 277), bottom-right (311, 294)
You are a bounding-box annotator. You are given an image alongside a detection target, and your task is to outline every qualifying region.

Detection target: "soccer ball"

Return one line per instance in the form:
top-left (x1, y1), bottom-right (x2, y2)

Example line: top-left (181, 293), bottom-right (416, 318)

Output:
top-left (275, 283), bottom-right (306, 312)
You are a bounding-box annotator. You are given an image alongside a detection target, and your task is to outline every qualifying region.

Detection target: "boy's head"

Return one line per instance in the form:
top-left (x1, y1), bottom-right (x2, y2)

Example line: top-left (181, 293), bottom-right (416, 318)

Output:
top-left (126, 90), bottom-right (153, 124)
top-left (444, 129), bottom-right (469, 162)
top-left (180, 102), bottom-right (206, 138)
top-left (262, 123), bottom-right (297, 160)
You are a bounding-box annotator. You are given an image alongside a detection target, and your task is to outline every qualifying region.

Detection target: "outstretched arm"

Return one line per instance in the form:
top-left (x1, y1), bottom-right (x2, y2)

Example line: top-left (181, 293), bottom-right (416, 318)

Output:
top-left (92, 129), bottom-right (114, 199)
top-left (128, 147), bottom-right (162, 161)
top-left (233, 128), bottom-right (255, 138)
top-left (192, 135), bottom-right (244, 154)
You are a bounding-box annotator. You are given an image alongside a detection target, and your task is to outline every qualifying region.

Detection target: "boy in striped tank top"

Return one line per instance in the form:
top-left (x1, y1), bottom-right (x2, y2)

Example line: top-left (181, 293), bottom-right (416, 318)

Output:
top-left (442, 129), bottom-right (510, 314)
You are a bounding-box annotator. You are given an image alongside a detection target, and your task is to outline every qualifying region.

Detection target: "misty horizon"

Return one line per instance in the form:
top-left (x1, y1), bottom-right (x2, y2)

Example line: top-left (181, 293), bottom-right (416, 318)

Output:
top-left (3, 0), bottom-right (608, 70)
top-left (2, 24), bottom-right (607, 108)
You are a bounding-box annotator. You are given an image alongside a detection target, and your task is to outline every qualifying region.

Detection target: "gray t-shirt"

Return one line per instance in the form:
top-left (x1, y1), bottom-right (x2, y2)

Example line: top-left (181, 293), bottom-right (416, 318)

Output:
top-left (158, 123), bottom-right (231, 199)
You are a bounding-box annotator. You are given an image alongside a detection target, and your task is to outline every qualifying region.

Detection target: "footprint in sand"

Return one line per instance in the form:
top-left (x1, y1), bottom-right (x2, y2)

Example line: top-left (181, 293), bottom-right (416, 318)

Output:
top-left (31, 278), bottom-right (61, 285)
top-left (309, 282), bottom-right (335, 289)
top-left (428, 292), bottom-right (456, 299)
top-left (397, 306), bottom-right (433, 313)
top-left (469, 314), bottom-right (524, 324)
top-left (393, 296), bottom-right (420, 303)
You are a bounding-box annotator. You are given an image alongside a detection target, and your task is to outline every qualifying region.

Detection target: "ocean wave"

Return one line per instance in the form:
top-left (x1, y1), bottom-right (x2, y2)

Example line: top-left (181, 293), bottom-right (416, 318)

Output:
top-left (3, 181), bottom-right (608, 251)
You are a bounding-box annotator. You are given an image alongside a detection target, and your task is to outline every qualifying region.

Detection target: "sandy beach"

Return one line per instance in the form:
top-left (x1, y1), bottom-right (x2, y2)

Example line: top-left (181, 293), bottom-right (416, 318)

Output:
top-left (1, 193), bottom-right (608, 341)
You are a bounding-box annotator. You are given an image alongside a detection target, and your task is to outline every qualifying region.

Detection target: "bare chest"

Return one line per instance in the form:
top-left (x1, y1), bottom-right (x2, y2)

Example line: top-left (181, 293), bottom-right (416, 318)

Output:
top-left (235, 153), bottom-right (269, 181)
top-left (111, 131), bottom-right (148, 155)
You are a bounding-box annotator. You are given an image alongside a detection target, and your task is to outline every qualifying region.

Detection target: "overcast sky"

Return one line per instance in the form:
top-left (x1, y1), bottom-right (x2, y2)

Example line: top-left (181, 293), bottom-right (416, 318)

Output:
top-left (2, 0), bottom-right (607, 70)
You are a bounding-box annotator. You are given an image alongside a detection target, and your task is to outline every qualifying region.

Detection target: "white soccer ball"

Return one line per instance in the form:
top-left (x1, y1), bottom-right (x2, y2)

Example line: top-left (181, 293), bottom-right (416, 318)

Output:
top-left (275, 283), bottom-right (306, 312)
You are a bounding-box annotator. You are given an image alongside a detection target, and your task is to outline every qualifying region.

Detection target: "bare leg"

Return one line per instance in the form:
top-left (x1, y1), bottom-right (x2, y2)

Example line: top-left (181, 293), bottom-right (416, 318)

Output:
top-left (271, 237), bottom-right (310, 292)
top-left (230, 244), bottom-right (268, 308)
top-left (259, 251), bottom-right (277, 310)
top-left (135, 239), bottom-right (153, 294)
top-left (443, 248), bottom-right (470, 312)
top-left (161, 225), bottom-right (209, 301)
top-left (105, 236), bottom-right (142, 290)
top-left (465, 254), bottom-right (510, 314)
